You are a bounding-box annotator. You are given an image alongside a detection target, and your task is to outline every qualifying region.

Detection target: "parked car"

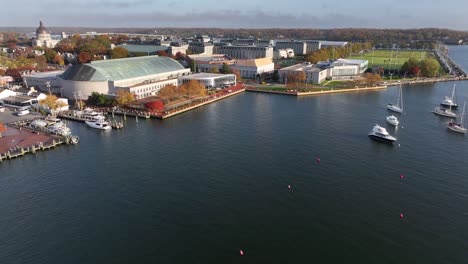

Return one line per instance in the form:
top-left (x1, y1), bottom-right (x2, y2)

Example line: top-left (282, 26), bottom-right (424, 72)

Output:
top-left (16, 109), bottom-right (29, 116)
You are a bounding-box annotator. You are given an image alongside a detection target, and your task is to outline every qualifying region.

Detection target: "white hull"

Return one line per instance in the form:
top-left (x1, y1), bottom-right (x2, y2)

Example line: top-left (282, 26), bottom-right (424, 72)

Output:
top-left (433, 107), bottom-right (456, 118)
top-left (85, 120), bottom-right (112, 130)
top-left (386, 116), bottom-right (399, 126)
top-left (387, 104), bottom-right (403, 113)
top-left (447, 124), bottom-right (467, 134)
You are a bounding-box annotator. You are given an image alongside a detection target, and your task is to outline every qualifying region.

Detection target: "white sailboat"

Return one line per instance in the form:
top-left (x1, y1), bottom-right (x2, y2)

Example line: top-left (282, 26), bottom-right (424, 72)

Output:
top-left (387, 84), bottom-right (403, 113)
top-left (447, 101), bottom-right (466, 134)
top-left (441, 84), bottom-right (458, 109)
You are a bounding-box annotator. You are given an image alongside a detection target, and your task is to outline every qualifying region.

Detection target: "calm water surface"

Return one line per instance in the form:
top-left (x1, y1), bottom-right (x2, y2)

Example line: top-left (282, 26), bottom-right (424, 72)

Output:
top-left (1, 54), bottom-right (468, 264)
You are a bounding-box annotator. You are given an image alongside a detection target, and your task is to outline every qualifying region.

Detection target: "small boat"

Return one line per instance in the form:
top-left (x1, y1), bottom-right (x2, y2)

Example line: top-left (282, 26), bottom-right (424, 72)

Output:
top-left (85, 119), bottom-right (112, 130)
top-left (386, 115), bottom-right (399, 126)
top-left (368, 124), bottom-right (397, 143)
top-left (433, 107), bottom-right (456, 118)
top-left (441, 84), bottom-right (458, 109)
top-left (447, 101), bottom-right (466, 134)
top-left (70, 136), bottom-right (79, 144)
top-left (387, 84), bottom-right (403, 113)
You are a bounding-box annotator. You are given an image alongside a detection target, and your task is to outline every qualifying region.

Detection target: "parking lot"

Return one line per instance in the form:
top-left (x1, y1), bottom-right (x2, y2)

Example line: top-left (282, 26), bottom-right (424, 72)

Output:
top-left (0, 108), bottom-right (41, 124)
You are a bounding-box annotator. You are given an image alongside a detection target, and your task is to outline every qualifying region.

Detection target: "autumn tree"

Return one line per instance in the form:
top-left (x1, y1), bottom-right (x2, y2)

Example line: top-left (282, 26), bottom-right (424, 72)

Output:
top-left (157, 84), bottom-right (178, 101)
top-left (53, 54), bottom-right (64, 65)
top-left (110, 46), bottom-right (128, 59)
top-left (157, 50), bottom-right (168, 57)
top-left (183, 80), bottom-right (207, 98)
top-left (44, 48), bottom-right (57, 63)
top-left (363, 73), bottom-right (382, 85)
top-left (5, 68), bottom-right (22, 82)
top-left (231, 69), bottom-right (242, 81)
top-left (39, 94), bottom-right (67, 113)
top-left (209, 67), bottom-right (219, 73)
top-left (115, 90), bottom-right (135, 106)
top-left (78, 51), bottom-right (92, 64)
top-left (87, 92), bottom-right (115, 106)
top-left (35, 55), bottom-right (48, 70)
top-left (145, 100), bottom-right (165, 111)
top-left (0, 122), bottom-right (6, 138)
top-left (297, 71), bottom-right (306, 85)
top-left (174, 51), bottom-right (186, 60)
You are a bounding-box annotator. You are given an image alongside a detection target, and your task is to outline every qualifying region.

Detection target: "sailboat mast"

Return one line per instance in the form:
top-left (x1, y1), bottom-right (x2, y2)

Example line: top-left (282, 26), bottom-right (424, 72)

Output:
top-left (400, 84), bottom-right (403, 110)
top-left (452, 84), bottom-right (456, 100)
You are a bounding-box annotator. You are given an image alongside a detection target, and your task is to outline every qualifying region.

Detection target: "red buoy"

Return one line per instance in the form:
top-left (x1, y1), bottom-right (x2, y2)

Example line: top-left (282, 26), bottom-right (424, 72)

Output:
top-left (240, 250), bottom-right (244, 256)
top-left (400, 213), bottom-right (404, 219)
top-left (316, 157), bottom-right (321, 164)
top-left (400, 174), bottom-right (405, 179)
top-left (288, 185), bottom-right (291, 189)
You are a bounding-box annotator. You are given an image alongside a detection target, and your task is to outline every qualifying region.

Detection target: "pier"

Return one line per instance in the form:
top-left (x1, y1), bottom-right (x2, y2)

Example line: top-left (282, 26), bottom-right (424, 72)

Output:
top-left (0, 122), bottom-right (77, 163)
top-left (57, 111), bottom-right (124, 129)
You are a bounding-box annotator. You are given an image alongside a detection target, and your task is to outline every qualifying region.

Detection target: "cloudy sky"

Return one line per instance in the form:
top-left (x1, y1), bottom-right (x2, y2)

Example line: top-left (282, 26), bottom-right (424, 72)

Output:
top-left (1, 0), bottom-right (467, 29)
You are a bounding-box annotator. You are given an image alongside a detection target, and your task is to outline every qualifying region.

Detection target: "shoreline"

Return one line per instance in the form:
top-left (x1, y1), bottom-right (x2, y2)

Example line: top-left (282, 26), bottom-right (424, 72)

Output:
top-left (246, 86), bottom-right (387, 96)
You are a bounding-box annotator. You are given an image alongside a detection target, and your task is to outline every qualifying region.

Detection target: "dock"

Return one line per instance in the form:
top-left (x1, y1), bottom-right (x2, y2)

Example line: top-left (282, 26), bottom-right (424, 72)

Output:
top-left (0, 121), bottom-right (78, 163)
top-left (57, 111), bottom-right (124, 129)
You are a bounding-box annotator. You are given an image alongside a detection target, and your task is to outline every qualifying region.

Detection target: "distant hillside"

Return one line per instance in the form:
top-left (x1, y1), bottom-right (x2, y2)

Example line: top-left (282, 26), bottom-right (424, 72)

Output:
top-left (1, 27), bottom-right (467, 47)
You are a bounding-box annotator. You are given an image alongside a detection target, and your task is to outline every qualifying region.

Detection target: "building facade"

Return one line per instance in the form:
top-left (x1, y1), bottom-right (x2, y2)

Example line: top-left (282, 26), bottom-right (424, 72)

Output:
top-left (179, 73), bottom-right (236, 89)
top-left (275, 41), bottom-right (307, 55)
top-left (278, 63), bottom-right (328, 84)
top-left (216, 46), bottom-right (273, 59)
top-left (188, 42), bottom-right (214, 55)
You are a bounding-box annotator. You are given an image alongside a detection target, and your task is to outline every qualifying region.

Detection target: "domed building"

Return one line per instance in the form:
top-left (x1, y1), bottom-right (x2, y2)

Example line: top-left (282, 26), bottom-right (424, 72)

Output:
top-left (32, 20), bottom-right (59, 48)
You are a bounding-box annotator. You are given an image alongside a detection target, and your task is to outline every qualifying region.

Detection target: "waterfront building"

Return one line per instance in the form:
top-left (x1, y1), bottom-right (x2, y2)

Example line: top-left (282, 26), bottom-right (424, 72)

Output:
top-left (274, 40), bottom-right (307, 56)
top-left (32, 20), bottom-right (59, 48)
top-left (216, 45), bottom-right (273, 59)
top-left (59, 56), bottom-right (190, 99)
top-left (278, 63), bottom-right (328, 84)
top-left (179, 73), bottom-right (236, 89)
top-left (168, 44), bottom-right (189, 56)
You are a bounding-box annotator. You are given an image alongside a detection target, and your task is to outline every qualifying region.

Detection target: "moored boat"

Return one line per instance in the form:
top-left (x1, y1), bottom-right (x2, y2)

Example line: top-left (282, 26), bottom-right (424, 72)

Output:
top-left (368, 124), bottom-right (397, 143)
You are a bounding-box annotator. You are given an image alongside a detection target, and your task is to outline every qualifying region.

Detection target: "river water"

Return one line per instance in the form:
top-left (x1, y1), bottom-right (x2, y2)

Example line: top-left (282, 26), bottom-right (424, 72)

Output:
top-left (1, 49), bottom-right (468, 264)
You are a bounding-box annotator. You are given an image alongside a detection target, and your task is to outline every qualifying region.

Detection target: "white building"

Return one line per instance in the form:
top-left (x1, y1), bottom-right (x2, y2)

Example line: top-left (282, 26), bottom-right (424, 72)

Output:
top-left (59, 56), bottom-right (191, 99)
top-left (274, 49), bottom-right (295, 59)
top-left (278, 63), bottom-right (328, 84)
top-left (179, 73), bottom-right (236, 89)
top-left (32, 20), bottom-right (59, 48)
top-left (189, 54), bottom-right (274, 79)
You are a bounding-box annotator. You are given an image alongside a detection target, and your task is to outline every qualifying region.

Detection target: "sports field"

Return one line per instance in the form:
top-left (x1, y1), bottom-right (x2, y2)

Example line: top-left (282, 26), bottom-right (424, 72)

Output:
top-left (347, 50), bottom-right (429, 70)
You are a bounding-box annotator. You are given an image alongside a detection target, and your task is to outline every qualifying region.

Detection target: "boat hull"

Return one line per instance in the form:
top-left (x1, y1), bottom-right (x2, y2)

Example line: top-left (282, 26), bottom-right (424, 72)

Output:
top-left (447, 123), bottom-right (467, 134)
top-left (85, 120), bottom-right (112, 130)
top-left (368, 134), bottom-right (396, 144)
top-left (441, 103), bottom-right (458, 109)
top-left (387, 105), bottom-right (403, 113)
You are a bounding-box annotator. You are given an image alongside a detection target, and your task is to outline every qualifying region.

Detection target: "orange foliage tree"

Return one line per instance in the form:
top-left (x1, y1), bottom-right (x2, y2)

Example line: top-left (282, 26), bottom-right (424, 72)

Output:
top-left (0, 122), bottom-right (6, 138)
top-left (145, 100), bottom-right (165, 111)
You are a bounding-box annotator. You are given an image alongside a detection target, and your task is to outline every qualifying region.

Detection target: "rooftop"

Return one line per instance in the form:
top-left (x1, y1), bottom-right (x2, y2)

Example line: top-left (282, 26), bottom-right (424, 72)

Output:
top-left (24, 70), bottom-right (64, 79)
top-left (117, 44), bottom-right (168, 54)
top-left (235, 58), bottom-right (274, 67)
top-left (280, 63), bottom-right (326, 72)
top-left (60, 56), bottom-right (186, 82)
top-left (181, 73), bottom-right (235, 79)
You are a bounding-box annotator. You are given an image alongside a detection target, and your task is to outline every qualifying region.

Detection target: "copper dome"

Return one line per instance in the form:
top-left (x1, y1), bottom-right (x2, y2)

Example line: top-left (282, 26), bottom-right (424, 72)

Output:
top-left (36, 20), bottom-right (49, 35)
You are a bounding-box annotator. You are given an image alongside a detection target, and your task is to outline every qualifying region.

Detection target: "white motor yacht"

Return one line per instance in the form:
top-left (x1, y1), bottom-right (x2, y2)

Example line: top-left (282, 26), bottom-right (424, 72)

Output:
top-left (368, 124), bottom-right (397, 143)
top-left (433, 107), bottom-right (457, 118)
top-left (386, 115), bottom-right (399, 126)
top-left (441, 84), bottom-right (458, 109)
top-left (85, 119), bottom-right (112, 130)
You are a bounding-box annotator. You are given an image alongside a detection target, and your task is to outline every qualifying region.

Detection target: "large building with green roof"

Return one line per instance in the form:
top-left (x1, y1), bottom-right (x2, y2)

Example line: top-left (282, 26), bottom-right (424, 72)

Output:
top-left (59, 55), bottom-right (191, 99)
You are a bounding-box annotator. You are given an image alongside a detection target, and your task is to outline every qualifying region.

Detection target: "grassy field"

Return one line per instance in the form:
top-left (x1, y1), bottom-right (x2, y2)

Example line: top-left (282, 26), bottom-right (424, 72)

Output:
top-left (347, 50), bottom-right (430, 70)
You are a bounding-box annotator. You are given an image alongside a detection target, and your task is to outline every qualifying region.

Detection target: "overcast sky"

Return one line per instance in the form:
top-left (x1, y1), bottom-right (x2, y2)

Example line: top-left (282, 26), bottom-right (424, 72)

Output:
top-left (1, 0), bottom-right (467, 30)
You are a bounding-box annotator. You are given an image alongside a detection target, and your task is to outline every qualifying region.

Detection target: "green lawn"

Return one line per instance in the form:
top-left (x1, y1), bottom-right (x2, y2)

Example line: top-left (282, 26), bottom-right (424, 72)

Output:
top-left (347, 50), bottom-right (430, 70)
